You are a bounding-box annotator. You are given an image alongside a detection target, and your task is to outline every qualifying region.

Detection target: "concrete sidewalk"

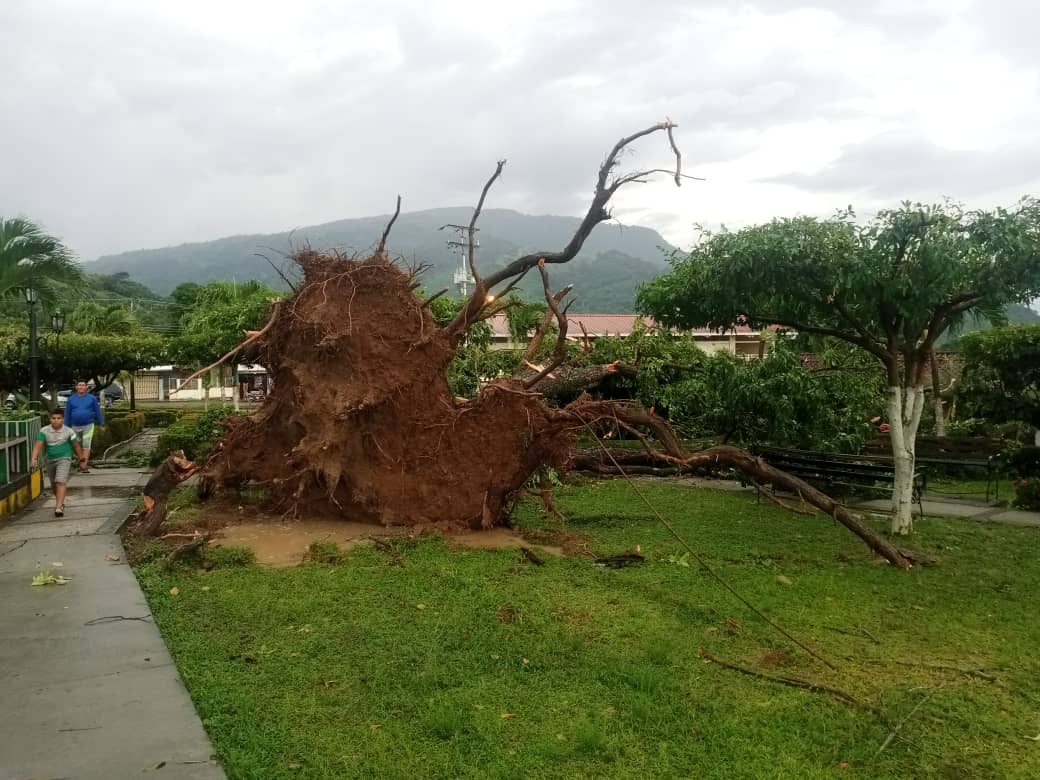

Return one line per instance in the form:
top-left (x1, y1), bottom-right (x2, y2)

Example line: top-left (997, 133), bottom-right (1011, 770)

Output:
top-left (648, 476), bottom-right (1040, 527)
top-left (0, 467), bottom-right (224, 780)
top-left (853, 495), bottom-right (1040, 527)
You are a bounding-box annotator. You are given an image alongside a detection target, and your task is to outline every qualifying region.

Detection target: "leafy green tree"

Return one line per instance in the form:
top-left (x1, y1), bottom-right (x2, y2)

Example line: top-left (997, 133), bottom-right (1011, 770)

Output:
top-left (958, 324), bottom-right (1040, 442)
top-left (638, 200), bottom-right (1040, 534)
top-left (587, 329), bottom-right (883, 451)
top-left (168, 280), bottom-right (279, 367)
top-left (0, 217), bottom-right (82, 305)
top-left (0, 328), bottom-right (165, 393)
top-left (169, 282), bottom-right (203, 309)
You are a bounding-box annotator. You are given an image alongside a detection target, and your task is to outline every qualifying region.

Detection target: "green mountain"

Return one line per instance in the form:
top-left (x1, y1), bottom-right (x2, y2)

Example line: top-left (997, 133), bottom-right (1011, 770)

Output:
top-left (89, 208), bottom-right (673, 313)
top-left (939, 304), bottom-right (1040, 348)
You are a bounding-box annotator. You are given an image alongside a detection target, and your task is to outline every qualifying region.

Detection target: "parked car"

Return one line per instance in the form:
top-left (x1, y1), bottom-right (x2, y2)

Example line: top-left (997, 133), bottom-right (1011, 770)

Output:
top-left (4, 389), bottom-right (70, 409)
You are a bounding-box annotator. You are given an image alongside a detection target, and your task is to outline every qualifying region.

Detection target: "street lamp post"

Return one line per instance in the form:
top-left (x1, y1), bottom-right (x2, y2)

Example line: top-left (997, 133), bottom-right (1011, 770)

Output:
top-left (25, 288), bottom-right (40, 409)
top-left (50, 311), bottom-right (65, 410)
top-left (51, 310), bottom-right (65, 347)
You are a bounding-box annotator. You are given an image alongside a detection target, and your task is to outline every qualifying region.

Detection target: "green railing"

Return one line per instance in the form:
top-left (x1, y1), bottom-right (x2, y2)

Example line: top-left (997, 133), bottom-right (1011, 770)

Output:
top-left (0, 418), bottom-right (37, 487)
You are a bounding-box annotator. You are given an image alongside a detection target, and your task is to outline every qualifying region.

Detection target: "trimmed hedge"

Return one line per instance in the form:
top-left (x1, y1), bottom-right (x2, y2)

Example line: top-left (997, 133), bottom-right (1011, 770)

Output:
top-left (157, 407), bottom-right (242, 461)
top-left (141, 408), bottom-right (187, 428)
top-left (92, 412), bottom-right (145, 456)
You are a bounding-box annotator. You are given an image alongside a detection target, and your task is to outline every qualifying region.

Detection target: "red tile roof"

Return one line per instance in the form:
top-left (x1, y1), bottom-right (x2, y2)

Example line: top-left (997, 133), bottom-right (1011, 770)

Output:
top-left (487, 313), bottom-right (761, 338)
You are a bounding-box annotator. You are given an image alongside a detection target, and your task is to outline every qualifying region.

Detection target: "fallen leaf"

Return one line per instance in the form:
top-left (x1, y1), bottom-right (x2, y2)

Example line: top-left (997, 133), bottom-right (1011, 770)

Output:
top-left (416, 603), bottom-right (426, 610)
top-left (776, 575), bottom-right (793, 586)
top-left (31, 571), bottom-right (71, 586)
top-left (169, 586), bottom-right (180, 596)
top-left (500, 713), bottom-right (517, 719)
top-left (837, 762), bottom-right (850, 769)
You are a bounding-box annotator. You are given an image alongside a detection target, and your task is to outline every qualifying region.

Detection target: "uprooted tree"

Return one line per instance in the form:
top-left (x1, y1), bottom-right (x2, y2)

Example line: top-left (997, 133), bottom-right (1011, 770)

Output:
top-left (158, 122), bottom-right (920, 569)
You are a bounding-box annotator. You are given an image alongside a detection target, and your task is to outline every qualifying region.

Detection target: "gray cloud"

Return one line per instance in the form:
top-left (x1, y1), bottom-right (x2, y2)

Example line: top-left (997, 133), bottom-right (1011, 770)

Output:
top-left (764, 132), bottom-right (1040, 201)
top-left (1, 0), bottom-right (1037, 261)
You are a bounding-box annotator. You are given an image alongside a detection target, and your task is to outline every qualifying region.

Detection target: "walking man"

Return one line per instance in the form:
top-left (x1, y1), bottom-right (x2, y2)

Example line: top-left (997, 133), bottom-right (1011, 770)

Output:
top-left (64, 380), bottom-right (105, 472)
top-left (30, 409), bottom-right (87, 517)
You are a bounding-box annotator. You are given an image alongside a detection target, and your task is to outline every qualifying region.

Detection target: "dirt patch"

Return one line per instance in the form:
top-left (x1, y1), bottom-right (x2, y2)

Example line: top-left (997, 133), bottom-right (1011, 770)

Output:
top-left (211, 515), bottom-right (563, 567)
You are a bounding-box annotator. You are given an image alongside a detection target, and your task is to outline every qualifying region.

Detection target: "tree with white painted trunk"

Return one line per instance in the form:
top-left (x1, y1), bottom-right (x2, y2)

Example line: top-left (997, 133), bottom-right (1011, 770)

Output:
top-left (639, 200), bottom-right (1040, 535)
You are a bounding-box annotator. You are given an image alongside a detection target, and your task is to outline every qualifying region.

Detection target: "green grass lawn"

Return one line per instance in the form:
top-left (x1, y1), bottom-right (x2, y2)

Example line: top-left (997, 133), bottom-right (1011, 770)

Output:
top-left (136, 482), bottom-right (1040, 780)
top-left (927, 476), bottom-right (1014, 503)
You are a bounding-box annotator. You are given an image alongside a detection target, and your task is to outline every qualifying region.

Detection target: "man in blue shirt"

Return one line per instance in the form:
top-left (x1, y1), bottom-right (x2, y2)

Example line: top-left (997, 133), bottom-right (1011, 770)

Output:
top-left (64, 380), bottom-right (105, 472)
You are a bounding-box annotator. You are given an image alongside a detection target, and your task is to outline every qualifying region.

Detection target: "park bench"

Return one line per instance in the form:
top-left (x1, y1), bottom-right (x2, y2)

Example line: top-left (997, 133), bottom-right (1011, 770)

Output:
top-left (863, 435), bottom-right (1007, 502)
top-left (752, 446), bottom-right (924, 517)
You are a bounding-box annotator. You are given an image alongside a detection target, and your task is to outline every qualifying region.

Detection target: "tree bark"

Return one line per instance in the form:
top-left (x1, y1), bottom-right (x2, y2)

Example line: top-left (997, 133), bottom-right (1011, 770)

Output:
top-left (887, 384), bottom-right (925, 535)
top-left (132, 453), bottom-right (198, 536)
top-left (524, 362), bottom-right (637, 400)
top-left (929, 349), bottom-right (946, 437)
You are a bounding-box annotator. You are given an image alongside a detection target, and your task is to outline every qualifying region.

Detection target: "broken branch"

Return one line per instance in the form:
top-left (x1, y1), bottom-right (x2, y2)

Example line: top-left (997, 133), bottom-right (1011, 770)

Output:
top-left (523, 262), bottom-right (570, 389)
top-left (700, 651), bottom-right (877, 713)
top-left (171, 300), bottom-right (283, 395)
top-left (468, 160), bottom-right (506, 284)
top-left (377, 195), bottom-right (402, 254)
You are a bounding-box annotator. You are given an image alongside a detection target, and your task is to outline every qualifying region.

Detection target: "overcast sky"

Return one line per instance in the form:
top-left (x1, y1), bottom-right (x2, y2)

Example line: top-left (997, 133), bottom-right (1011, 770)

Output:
top-left (4, 0), bottom-right (1039, 262)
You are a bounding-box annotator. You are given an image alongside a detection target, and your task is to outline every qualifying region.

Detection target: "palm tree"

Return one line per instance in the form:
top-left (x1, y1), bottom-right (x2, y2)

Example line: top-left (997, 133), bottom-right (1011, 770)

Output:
top-left (0, 217), bottom-right (82, 304)
top-left (67, 301), bottom-right (140, 335)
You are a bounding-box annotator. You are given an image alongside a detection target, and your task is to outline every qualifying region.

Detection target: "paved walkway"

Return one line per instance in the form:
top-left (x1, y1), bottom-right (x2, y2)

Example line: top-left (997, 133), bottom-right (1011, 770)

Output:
top-left (0, 467), bottom-right (224, 780)
top-left (653, 476), bottom-right (1040, 527)
top-left (100, 426), bottom-right (163, 461)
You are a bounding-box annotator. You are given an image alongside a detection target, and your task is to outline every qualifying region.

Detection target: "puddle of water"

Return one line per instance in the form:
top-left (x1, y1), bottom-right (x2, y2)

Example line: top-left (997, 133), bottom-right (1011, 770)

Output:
top-left (212, 517), bottom-right (562, 567)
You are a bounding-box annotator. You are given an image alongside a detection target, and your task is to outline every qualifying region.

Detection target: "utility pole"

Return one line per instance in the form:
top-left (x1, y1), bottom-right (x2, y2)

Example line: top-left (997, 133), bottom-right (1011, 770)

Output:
top-left (441, 224), bottom-right (478, 298)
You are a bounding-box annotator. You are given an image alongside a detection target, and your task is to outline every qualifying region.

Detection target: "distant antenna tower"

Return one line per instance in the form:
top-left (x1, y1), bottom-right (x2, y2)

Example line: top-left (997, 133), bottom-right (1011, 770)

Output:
top-left (441, 223), bottom-right (479, 297)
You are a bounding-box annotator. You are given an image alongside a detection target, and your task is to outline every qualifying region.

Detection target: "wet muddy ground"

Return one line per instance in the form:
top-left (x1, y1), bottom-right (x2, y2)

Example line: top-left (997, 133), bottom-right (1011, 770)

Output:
top-left (209, 514), bottom-right (564, 567)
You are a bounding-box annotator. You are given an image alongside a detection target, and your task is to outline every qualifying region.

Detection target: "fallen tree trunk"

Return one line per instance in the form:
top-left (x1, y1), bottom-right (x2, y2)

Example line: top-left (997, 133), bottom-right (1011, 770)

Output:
top-left (524, 362), bottom-right (637, 400)
top-left (131, 452), bottom-right (198, 536)
top-left (564, 402), bottom-right (917, 570)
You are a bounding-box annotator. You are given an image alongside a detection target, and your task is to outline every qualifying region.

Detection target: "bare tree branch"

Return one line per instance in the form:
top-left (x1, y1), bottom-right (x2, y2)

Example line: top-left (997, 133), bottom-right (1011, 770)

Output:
top-left (468, 160), bottom-right (506, 284)
top-left (444, 121), bottom-right (684, 341)
top-left (666, 119), bottom-right (683, 187)
top-left (253, 252), bottom-right (299, 293)
top-left (522, 284), bottom-right (573, 362)
top-left (377, 195), bottom-right (402, 254)
top-left (523, 261), bottom-right (571, 388)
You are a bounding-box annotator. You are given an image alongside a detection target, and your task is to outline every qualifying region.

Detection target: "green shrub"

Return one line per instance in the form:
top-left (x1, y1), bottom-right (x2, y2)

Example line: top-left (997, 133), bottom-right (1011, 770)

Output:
top-left (142, 409), bottom-right (184, 428)
top-left (156, 406), bottom-right (242, 461)
top-left (306, 540), bottom-right (346, 564)
top-left (203, 545), bottom-right (256, 568)
top-left (92, 412), bottom-right (144, 455)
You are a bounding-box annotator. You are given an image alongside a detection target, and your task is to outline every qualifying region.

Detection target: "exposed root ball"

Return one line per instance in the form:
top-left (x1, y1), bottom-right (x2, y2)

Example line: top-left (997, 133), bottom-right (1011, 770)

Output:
top-left (200, 251), bottom-right (574, 528)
